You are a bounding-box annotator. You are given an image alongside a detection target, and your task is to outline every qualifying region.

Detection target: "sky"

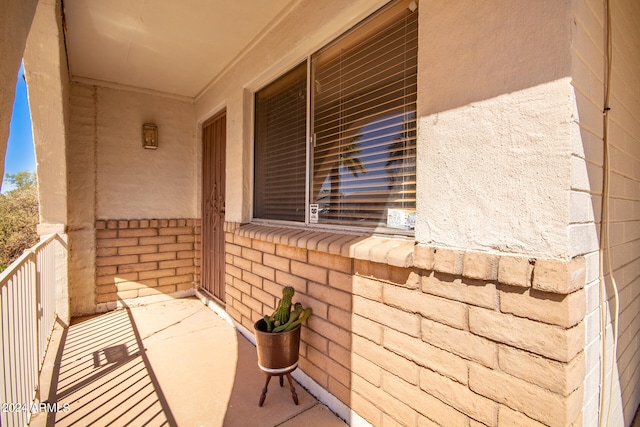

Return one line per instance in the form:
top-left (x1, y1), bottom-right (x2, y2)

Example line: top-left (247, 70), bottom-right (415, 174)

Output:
top-left (2, 62), bottom-right (36, 193)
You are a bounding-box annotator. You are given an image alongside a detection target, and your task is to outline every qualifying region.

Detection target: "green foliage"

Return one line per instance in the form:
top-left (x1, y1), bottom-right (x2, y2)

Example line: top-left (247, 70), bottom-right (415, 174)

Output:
top-left (263, 287), bottom-right (312, 333)
top-left (4, 171), bottom-right (37, 190)
top-left (0, 173), bottom-right (39, 272)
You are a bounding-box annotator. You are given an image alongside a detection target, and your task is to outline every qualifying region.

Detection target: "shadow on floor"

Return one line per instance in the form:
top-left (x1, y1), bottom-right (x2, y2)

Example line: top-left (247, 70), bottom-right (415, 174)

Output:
top-left (40, 309), bottom-right (176, 427)
top-left (33, 298), bottom-right (347, 427)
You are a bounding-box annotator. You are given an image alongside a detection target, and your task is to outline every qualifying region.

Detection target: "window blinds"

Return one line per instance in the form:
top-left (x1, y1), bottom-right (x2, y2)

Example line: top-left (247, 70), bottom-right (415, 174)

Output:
top-left (253, 0), bottom-right (417, 230)
top-left (254, 62), bottom-right (307, 221)
top-left (311, 0), bottom-right (418, 228)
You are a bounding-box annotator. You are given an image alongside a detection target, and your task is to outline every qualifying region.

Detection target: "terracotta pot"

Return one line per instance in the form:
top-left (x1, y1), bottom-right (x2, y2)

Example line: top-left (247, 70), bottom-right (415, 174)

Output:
top-left (254, 319), bottom-right (301, 374)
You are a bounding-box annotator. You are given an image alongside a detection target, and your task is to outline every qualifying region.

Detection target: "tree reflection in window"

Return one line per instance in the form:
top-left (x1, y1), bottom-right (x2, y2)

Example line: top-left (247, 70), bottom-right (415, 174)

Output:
top-left (313, 109), bottom-right (416, 227)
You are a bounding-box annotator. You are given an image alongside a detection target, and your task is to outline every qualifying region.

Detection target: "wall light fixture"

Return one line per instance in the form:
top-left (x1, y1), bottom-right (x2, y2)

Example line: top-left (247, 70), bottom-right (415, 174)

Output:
top-left (142, 123), bottom-right (158, 149)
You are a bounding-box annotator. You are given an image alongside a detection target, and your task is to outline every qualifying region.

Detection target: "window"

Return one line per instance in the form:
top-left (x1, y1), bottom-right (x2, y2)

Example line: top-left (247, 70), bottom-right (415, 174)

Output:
top-left (254, 63), bottom-right (307, 221)
top-left (254, 0), bottom-right (417, 232)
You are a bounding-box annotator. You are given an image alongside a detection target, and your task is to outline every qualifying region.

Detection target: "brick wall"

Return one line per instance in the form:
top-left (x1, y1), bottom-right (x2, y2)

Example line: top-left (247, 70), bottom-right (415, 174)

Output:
top-left (571, 0), bottom-right (640, 425)
top-left (95, 219), bottom-right (201, 310)
top-left (570, 0), bottom-right (607, 424)
top-left (603, 1), bottom-right (640, 424)
top-left (226, 223), bottom-right (586, 426)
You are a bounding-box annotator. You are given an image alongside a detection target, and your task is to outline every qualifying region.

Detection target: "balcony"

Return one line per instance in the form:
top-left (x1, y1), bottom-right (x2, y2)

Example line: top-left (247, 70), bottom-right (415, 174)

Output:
top-left (1, 235), bottom-right (346, 427)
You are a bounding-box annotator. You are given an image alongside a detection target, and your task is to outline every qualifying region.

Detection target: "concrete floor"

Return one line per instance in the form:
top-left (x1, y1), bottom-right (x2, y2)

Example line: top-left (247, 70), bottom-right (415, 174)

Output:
top-left (31, 297), bottom-right (347, 427)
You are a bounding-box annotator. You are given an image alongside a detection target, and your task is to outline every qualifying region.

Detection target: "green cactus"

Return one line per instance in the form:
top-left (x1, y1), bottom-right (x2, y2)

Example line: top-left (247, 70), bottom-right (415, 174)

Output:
top-left (272, 303), bottom-right (303, 333)
top-left (267, 287), bottom-right (312, 333)
top-left (273, 286), bottom-right (295, 326)
top-left (263, 314), bottom-right (274, 332)
top-left (283, 308), bottom-right (312, 331)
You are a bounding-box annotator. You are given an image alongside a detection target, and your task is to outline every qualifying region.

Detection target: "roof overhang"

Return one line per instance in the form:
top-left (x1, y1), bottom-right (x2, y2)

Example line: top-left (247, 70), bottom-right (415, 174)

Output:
top-left (63, 0), bottom-right (297, 99)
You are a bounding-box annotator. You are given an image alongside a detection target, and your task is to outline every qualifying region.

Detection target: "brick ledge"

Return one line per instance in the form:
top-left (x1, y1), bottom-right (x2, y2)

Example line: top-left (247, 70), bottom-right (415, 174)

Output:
top-left (416, 245), bottom-right (586, 294)
top-left (234, 223), bottom-right (415, 268)
top-left (230, 223), bottom-right (586, 294)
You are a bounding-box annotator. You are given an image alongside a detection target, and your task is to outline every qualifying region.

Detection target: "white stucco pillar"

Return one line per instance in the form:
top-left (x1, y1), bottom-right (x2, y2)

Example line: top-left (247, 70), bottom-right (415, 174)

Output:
top-left (24, 0), bottom-right (76, 317)
top-left (415, 0), bottom-right (574, 259)
top-left (0, 0), bottom-right (39, 192)
top-left (24, 0), bottom-right (70, 229)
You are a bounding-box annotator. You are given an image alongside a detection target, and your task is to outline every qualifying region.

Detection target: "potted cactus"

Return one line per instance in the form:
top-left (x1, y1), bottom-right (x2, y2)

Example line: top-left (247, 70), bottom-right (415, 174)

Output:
top-left (254, 286), bottom-right (312, 406)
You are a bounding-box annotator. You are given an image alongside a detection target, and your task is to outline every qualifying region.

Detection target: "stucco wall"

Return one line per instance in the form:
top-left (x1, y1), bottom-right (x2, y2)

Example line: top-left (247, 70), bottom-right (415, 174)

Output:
top-left (94, 87), bottom-right (198, 219)
top-left (416, 0), bottom-right (574, 259)
top-left (66, 83), bottom-right (198, 315)
top-left (196, 0), bottom-right (577, 260)
top-left (195, 0), bottom-right (389, 224)
top-left (24, 0), bottom-right (70, 228)
top-left (0, 0), bottom-right (38, 191)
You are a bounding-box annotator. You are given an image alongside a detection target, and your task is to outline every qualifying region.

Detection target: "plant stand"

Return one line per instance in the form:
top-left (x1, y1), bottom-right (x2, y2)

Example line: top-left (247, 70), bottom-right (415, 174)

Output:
top-left (254, 319), bottom-right (301, 407)
top-left (258, 368), bottom-right (298, 406)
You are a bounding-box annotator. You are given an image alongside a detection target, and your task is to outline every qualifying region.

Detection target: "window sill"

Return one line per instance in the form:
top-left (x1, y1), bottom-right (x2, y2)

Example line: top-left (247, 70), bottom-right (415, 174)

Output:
top-left (230, 223), bottom-right (586, 295)
top-left (235, 223), bottom-right (415, 268)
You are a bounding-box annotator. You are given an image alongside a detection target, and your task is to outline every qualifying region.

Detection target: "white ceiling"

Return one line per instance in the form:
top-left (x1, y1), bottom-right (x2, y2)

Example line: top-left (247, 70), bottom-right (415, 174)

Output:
top-left (63, 0), bottom-right (297, 99)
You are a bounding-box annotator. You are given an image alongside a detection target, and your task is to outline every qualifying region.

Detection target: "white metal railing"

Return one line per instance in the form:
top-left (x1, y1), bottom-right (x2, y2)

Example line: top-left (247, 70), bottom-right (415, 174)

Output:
top-left (0, 233), bottom-right (65, 427)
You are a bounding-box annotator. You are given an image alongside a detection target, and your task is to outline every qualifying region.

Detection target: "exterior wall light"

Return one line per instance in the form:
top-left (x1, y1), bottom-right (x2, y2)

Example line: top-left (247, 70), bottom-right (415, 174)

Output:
top-left (142, 123), bottom-right (158, 149)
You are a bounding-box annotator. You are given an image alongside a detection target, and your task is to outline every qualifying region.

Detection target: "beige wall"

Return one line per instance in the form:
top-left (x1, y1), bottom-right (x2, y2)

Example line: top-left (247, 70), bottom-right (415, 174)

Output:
top-left (94, 87), bottom-right (197, 219)
top-left (196, 0), bottom-right (578, 260)
top-left (606, 0), bottom-right (640, 421)
top-left (195, 0), bottom-right (389, 224)
top-left (24, 0), bottom-right (70, 229)
top-left (571, 0), bottom-right (606, 424)
top-left (416, 0), bottom-right (574, 259)
top-left (193, 0), bottom-right (599, 425)
top-left (22, 0), bottom-right (73, 319)
top-left (65, 82), bottom-right (198, 314)
top-left (21, 3), bottom-right (206, 317)
top-left (65, 82), bottom-right (96, 315)
top-left (94, 219), bottom-right (200, 312)
top-left (0, 0), bottom-right (38, 191)
top-left (571, 0), bottom-right (640, 425)
top-left (68, 83), bottom-right (199, 225)
top-left (226, 225), bottom-right (586, 426)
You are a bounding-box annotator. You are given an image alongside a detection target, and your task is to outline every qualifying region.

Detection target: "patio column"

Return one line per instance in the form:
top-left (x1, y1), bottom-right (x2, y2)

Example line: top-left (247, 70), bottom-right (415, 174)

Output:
top-left (24, 0), bottom-right (74, 320)
top-left (24, 0), bottom-right (70, 230)
top-left (0, 0), bottom-right (38, 191)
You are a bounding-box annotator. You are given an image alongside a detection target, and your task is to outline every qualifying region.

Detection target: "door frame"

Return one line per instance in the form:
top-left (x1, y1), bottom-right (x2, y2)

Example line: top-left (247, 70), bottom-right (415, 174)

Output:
top-left (200, 110), bottom-right (226, 304)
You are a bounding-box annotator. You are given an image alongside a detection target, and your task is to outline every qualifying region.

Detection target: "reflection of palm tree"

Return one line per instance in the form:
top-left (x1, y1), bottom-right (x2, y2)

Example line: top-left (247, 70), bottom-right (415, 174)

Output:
top-left (338, 136), bottom-right (366, 177)
top-left (386, 112), bottom-right (416, 168)
top-left (386, 113), bottom-right (416, 184)
top-left (329, 135), bottom-right (366, 211)
top-left (386, 113), bottom-right (416, 212)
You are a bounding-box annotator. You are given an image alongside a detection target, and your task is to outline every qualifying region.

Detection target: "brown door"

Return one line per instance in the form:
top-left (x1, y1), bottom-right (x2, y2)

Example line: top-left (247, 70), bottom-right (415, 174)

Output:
top-left (201, 111), bottom-right (226, 303)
